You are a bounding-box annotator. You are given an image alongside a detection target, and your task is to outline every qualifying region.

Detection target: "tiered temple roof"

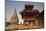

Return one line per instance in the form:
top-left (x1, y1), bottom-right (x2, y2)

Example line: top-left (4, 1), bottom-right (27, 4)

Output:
top-left (20, 4), bottom-right (39, 18)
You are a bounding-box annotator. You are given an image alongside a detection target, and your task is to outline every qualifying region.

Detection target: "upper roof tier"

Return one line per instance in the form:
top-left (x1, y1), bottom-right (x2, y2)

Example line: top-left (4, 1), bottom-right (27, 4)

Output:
top-left (25, 4), bottom-right (34, 10)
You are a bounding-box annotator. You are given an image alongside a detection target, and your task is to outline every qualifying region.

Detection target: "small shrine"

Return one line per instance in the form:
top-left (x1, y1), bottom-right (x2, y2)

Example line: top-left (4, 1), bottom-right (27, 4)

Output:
top-left (10, 9), bottom-right (19, 24)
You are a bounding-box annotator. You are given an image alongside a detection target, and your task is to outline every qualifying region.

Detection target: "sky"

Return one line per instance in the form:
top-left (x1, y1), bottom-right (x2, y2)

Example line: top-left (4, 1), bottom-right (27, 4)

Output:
top-left (5, 0), bottom-right (44, 22)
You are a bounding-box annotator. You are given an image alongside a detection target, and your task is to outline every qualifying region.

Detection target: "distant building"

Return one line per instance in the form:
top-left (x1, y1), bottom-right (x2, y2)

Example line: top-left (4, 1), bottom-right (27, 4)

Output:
top-left (39, 10), bottom-right (44, 17)
top-left (38, 10), bottom-right (44, 26)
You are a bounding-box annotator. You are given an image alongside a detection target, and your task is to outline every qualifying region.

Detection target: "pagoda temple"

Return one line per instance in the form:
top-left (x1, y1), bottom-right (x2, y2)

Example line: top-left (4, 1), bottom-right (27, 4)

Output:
top-left (20, 4), bottom-right (41, 25)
